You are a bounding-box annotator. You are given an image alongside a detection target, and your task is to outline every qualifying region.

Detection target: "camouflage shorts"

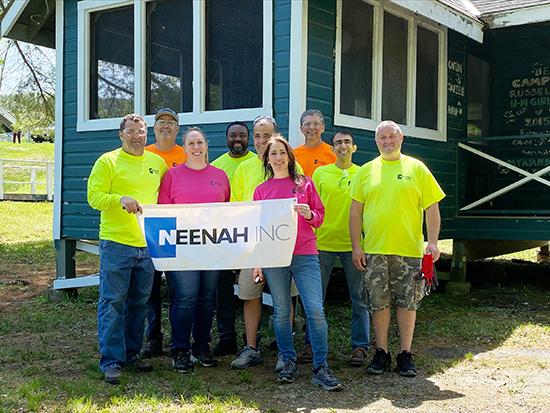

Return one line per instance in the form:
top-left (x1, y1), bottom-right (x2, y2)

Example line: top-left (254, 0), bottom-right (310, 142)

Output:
top-left (361, 254), bottom-right (424, 313)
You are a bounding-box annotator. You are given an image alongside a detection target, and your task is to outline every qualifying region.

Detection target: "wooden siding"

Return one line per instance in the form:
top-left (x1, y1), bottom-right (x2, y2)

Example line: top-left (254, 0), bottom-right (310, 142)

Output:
top-left (61, 0), bottom-right (293, 241)
top-left (306, 0), bottom-right (457, 239)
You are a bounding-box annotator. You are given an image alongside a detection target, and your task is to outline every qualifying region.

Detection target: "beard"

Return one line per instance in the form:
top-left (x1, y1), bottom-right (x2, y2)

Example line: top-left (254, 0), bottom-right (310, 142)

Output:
top-left (229, 141), bottom-right (247, 155)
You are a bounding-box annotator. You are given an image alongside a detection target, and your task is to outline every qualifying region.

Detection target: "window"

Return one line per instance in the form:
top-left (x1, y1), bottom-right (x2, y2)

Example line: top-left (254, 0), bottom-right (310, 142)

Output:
top-left (78, 0), bottom-right (272, 131)
top-left (335, 0), bottom-right (447, 141)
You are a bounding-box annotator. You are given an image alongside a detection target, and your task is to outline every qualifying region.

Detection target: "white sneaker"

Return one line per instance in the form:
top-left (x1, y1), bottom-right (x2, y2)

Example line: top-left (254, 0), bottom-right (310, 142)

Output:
top-left (230, 346), bottom-right (262, 369)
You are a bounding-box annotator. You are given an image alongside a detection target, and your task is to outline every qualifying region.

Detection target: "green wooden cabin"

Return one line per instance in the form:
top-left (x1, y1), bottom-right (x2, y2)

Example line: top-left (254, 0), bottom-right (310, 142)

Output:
top-left (2, 0), bottom-right (550, 291)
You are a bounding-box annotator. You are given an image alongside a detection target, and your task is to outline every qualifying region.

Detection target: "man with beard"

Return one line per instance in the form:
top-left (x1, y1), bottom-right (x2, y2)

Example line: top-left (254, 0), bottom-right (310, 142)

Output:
top-left (211, 122), bottom-right (256, 356)
top-left (140, 108), bottom-right (185, 359)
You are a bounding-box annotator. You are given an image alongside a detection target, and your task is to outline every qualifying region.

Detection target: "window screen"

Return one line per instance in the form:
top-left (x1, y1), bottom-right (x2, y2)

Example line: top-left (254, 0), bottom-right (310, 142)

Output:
top-left (206, 0), bottom-right (263, 111)
top-left (147, 0), bottom-right (193, 115)
top-left (340, 0), bottom-right (374, 119)
top-left (415, 26), bottom-right (439, 130)
top-left (382, 12), bottom-right (408, 124)
top-left (90, 6), bottom-right (134, 119)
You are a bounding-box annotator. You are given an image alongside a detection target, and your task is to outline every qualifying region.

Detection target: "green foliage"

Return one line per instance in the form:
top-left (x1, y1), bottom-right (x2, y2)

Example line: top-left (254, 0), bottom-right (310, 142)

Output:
top-left (0, 92), bottom-right (55, 137)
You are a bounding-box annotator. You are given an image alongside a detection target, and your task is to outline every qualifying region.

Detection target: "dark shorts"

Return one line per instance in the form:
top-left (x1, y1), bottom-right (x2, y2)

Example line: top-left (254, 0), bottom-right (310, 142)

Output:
top-left (361, 254), bottom-right (424, 313)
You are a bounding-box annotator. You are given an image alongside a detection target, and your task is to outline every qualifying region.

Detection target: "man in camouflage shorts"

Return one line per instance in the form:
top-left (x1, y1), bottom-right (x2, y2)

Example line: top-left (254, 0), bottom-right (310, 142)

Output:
top-left (349, 120), bottom-right (445, 377)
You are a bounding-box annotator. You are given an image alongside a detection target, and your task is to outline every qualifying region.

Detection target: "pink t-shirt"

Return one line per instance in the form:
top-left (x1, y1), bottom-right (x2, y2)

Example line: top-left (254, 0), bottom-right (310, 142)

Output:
top-left (254, 175), bottom-right (324, 255)
top-left (158, 163), bottom-right (230, 204)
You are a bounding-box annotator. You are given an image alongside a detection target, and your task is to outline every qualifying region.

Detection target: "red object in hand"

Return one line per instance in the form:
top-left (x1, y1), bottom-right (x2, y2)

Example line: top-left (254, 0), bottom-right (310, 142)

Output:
top-left (417, 253), bottom-right (438, 294)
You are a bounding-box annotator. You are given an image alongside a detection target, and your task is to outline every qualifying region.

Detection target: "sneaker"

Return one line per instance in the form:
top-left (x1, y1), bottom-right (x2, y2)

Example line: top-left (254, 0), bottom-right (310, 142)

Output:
top-left (139, 338), bottom-right (163, 359)
top-left (173, 349), bottom-right (194, 373)
top-left (349, 347), bottom-right (369, 367)
top-left (278, 359), bottom-right (298, 383)
top-left (297, 344), bottom-right (313, 364)
top-left (230, 346), bottom-right (262, 369)
top-left (103, 365), bottom-right (123, 385)
top-left (395, 350), bottom-right (417, 376)
top-left (274, 352), bottom-right (284, 372)
top-left (311, 365), bottom-right (342, 391)
top-left (191, 350), bottom-right (218, 367)
top-left (126, 358), bottom-right (153, 372)
top-left (212, 340), bottom-right (238, 356)
top-left (366, 348), bottom-right (392, 374)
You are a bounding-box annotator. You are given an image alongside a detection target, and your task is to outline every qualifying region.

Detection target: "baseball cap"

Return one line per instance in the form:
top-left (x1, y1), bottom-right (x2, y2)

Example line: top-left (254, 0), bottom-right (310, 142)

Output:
top-left (155, 108), bottom-right (178, 122)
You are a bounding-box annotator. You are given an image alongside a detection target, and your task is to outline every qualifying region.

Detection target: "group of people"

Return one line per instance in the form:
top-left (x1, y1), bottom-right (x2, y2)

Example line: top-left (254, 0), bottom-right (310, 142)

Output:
top-left (87, 107), bottom-right (445, 391)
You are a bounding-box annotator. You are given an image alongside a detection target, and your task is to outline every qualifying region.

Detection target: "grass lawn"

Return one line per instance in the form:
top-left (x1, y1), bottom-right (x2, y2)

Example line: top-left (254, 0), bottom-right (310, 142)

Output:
top-left (1, 202), bottom-right (549, 412)
top-left (0, 142), bottom-right (55, 195)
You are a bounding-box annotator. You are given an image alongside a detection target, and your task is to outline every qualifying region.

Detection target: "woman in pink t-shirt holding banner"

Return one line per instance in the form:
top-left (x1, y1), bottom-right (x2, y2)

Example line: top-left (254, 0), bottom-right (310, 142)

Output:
top-left (158, 127), bottom-right (230, 373)
top-left (252, 135), bottom-right (341, 391)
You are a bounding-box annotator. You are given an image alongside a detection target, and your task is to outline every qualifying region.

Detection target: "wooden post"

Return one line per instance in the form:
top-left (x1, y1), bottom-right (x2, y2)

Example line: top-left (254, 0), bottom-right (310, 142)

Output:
top-left (0, 159), bottom-right (3, 200)
top-left (30, 167), bottom-right (36, 194)
top-left (46, 162), bottom-right (53, 201)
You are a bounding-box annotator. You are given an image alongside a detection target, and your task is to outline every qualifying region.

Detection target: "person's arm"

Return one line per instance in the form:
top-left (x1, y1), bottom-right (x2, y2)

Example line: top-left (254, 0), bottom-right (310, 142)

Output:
top-left (296, 178), bottom-right (324, 228)
top-left (87, 157), bottom-right (123, 211)
top-left (350, 199), bottom-right (366, 271)
top-left (425, 202), bottom-right (441, 261)
top-left (157, 170), bottom-right (173, 204)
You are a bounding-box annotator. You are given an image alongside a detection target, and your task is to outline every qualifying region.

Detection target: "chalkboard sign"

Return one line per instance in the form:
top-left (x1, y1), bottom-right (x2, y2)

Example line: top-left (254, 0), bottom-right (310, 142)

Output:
top-left (494, 62), bottom-right (550, 136)
top-left (447, 52), bottom-right (466, 132)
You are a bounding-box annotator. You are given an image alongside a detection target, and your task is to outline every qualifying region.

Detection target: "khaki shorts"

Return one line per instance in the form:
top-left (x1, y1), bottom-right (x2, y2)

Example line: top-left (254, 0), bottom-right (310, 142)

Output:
top-left (238, 268), bottom-right (299, 300)
top-left (361, 254), bottom-right (424, 313)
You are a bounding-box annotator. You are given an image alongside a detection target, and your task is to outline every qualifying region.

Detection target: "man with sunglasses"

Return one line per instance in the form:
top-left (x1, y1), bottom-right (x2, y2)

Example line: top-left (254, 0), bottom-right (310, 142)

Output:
top-left (309, 131), bottom-right (370, 367)
top-left (294, 109), bottom-right (336, 177)
top-left (88, 113), bottom-right (167, 384)
top-left (140, 108), bottom-right (186, 359)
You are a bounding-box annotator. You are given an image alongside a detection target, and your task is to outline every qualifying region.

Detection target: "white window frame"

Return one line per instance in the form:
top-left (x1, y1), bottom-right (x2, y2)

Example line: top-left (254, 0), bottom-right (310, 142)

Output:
top-left (77, 0), bottom-right (273, 132)
top-left (334, 0), bottom-right (447, 141)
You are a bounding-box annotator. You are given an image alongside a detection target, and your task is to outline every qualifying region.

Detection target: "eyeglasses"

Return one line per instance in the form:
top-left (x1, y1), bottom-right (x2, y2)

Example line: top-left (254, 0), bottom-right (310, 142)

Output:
top-left (333, 138), bottom-right (354, 147)
top-left (156, 120), bottom-right (178, 127)
top-left (302, 121), bottom-right (323, 128)
top-left (121, 129), bottom-right (147, 137)
top-left (253, 115), bottom-right (277, 126)
top-left (338, 169), bottom-right (350, 189)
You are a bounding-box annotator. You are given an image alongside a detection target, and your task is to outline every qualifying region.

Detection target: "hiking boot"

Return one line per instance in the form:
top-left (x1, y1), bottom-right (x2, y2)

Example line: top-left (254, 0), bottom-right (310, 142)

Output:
top-left (395, 350), bottom-right (417, 377)
top-left (230, 346), bottom-right (262, 369)
top-left (297, 344), bottom-right (313, 364)
top-left (139, 338), bottom-right (163, 359)
top-left (366, 348), bottom-right (392, 374)
top-left (191, 349), bottom-right (218, 367)
top-left (278, 359), bottom-right (298, 383)
top-left (212, 339), bottom-right (238, 357)
top-left (349, 347), bottom-right (369, 367)
top-left (173, 349), bottom-right (194, 373)
top-left (126, 357), bottom-right (153, 372)
top-left (311, 365), bottom-right (342, 391)
top-left (274, 352), bottom-right (284, 372)
top-left (103, 365), bottom-right (123, 385)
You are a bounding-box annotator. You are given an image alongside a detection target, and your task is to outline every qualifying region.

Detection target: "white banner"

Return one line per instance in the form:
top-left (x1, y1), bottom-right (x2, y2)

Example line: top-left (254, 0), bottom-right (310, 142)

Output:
top-left (137, 198), bottom-right (298, 271)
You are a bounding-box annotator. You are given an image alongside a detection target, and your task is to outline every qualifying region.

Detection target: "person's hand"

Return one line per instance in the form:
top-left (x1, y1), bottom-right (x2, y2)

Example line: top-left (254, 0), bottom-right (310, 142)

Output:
top-left (120, 196), bottom-right (143, 214)
top-left (294, 203), bottom-right (313, 220)
top-left (352, 248), bottom-right (366, 271)
top-left (253, 268), bottom-right (264, 285)
top-left (425, 242), bottom-right (440, 262)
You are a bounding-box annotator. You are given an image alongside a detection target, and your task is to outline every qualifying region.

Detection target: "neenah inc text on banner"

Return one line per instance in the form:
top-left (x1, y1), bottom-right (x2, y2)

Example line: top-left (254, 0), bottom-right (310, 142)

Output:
top-left (138, 198), bottom-right (298, 271)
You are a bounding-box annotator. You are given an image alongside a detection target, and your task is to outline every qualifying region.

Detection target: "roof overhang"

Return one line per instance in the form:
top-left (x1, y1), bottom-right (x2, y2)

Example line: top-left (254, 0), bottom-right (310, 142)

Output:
top-left (483, 4), bottom-right (550, 29)
top-left (0, 0), bottom-right (55, 49)
top-left (390, 0), bottom-right (485, 43)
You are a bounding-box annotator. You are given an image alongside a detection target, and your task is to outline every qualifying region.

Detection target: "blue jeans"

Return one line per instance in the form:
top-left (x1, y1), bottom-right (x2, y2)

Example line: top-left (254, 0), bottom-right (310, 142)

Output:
top-left (304, 251), bottom-right (370, 350)
top-left (97, 240), bottom-right (154, 372)
top-left (165, 270), bottom-right (220, 355)
top-left (263, 254), bottom-right (328, 368)
top-left (144, 270), bottom-right (164, 341)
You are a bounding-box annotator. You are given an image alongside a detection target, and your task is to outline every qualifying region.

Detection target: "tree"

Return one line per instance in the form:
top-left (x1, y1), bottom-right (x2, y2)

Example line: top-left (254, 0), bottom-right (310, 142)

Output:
top-left (0, 38), bottom-right (55, 138)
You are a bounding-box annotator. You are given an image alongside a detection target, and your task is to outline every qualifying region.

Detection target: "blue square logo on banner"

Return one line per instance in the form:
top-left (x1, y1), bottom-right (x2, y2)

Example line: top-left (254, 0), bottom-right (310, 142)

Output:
top-left (144, 217), bottom-right (177, 258)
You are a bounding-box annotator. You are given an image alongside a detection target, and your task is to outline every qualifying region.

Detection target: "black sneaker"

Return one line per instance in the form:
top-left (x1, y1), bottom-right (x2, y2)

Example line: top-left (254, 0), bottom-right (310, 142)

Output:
top-left (173, 349), bottom-right (194, 373)
top-left (297, 345), bottom-right (313, 364)
top-left (278, 359), bottom-right (298, 383)
top-left (366, 348), bottom-right (392, 374)
top-left (103, 365), bottom-right (123, 385)
top-left (395, 350), bottom-right (417, 376)
top-left (139, 338), bottom-right (163, 359)
top-left (126, 357), bottom-right (153, 372)
top-left (191, 350), bottom-right (218, 367)
top-left (212, 339), bottom-right (238, 356)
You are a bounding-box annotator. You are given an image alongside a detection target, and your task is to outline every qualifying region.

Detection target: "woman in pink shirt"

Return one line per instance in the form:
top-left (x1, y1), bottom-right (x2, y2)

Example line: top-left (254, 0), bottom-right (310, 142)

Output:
top-left (253, 135), bottom-right (341, 391)
top-left (158, 127), bottom-right (230, 373)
